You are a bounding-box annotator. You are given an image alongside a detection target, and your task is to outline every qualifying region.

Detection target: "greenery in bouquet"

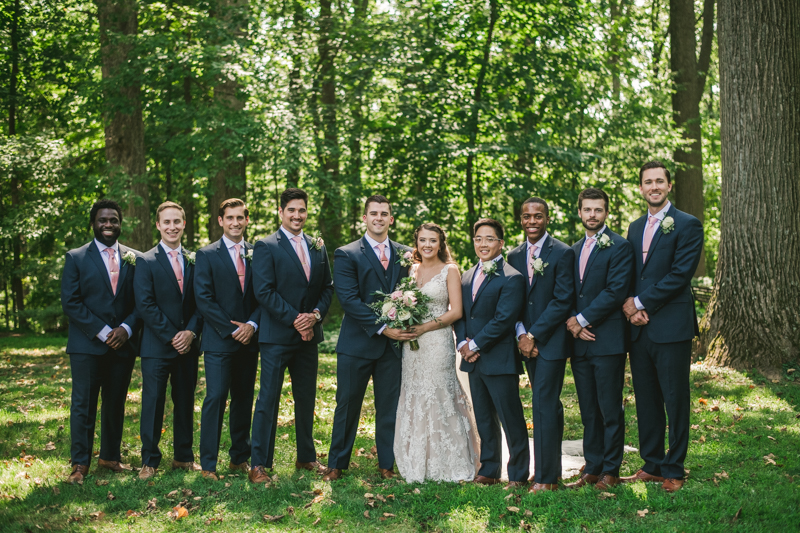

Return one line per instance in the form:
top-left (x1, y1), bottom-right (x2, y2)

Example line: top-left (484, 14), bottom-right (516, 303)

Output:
top-left (369, 277), bottom-right (433, 350)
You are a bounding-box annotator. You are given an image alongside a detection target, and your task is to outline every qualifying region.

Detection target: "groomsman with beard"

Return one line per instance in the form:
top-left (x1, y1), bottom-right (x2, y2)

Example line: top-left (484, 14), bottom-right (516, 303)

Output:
top-left (323, 195), bottom-right (414, 482)
top-left (134, 201), bottom-right (203, 480)
top-left (61, 199), bottom-right (141, 484)
top-left (621, 161), bottom-right (703, 493)
top-left (194, 199), bottom-right (260, 480)
top-left (248, 188), bottom-right (334, 483)
top-left (456, 218), bottom-right (529, 489)
top-left (508, 197), bottom-right (575, 493)
top-left (563, 188), bottom-right (634, 490)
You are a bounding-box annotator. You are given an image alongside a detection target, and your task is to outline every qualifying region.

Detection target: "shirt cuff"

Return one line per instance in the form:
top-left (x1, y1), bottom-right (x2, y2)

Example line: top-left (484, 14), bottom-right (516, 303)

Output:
top-left (515, 322), bottom-right (527, 339)
top-left (576, 314), bottom-right (589, 328)
top-left (468, 340), bottom-right (479, 352)
top-left (120, 323), bottom-right (133, 338)
top-left (97, 325), bottom-right (112, 342)
top-left (378, 324), bottom-right (387, 335)
top-left (457, 340), bottom-right (467, 351)
top-left (247, 321), bottom-right (258, 331)
top-left (634, 296), bottom-right (645, 311)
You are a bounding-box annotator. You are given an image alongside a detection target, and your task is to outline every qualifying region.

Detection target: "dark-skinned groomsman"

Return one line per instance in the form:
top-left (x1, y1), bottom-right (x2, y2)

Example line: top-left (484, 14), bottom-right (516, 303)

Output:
top-left (248, 188), bottom-right (334, 483)
top-left (621, 161), bottom-right (703, 493)
top-left (508, 197), bottom-right (575, 494)
top-left (61, 199), bottom-right (141, 484)
top-left (194, 199), bottom-right (260, 480)
top-left (563, 188), bottom-right (634, 491)
top-left (134, 201), bottom-right (203, 481)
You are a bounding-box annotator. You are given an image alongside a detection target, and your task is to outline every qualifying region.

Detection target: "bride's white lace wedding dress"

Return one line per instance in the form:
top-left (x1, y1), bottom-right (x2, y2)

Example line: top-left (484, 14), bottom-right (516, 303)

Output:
top-left (394, 264), bottom-right (479, 483)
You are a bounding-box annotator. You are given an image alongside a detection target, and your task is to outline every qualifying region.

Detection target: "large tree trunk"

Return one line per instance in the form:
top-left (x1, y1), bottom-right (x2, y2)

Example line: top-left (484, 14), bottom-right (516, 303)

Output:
top-left (670, 0), bottom-right (714, 276)
top-left (208, 0), bottom-right (248, 242)
top-left (96, 0), bottom-right (151, 252)
top-left (699, 0), bottom-right (800, 374)
top-left (285, 0), bottom-right (305, 189)
top-left (346, 0), bottom-right (369, 241)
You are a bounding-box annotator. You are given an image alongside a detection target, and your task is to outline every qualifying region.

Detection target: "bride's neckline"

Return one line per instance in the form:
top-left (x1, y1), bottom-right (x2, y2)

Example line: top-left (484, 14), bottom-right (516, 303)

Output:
top-left (413, 263), bottom-right (449, 289)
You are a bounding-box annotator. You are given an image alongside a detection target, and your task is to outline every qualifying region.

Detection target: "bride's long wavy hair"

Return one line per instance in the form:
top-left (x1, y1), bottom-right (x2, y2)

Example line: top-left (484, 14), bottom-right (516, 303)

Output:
top-left (412, 223), bottom-right (454, 264)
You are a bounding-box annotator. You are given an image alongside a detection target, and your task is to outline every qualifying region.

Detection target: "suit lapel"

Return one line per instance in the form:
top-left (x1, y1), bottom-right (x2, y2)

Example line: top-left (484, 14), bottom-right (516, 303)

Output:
top-left (278, 230), bottom-right (308, 282)
top-left (643, 205), bottom-right (674, 270)
top-left (473, 258), bottom-right (501, 304)
top-left (243, 242), bottom-right (254, 293)
top-left (217, 239), bottom-right (243, 296)
top-left (529, 236), bottom-right (553, 294)
top-left (115, 244), bottom-right (130, 298)
top-left (361, 237), bottom-right (390, 291)
top-left (305, 234), bottom-right (320, 283)
top-left (573, 237), bottom-right (585, 284)
top-left (88, 241), bottom-right (115, 297)
top-left (182, 255), bottom-right (192, 301)
top-left (388, 241), bottom-right (402, 291)
top-left (155, 245), bottom-right (183, 296)
top-left (463, 265), bottom-right (477, 315)
top-left (631, 216), bottom-right (646, 268)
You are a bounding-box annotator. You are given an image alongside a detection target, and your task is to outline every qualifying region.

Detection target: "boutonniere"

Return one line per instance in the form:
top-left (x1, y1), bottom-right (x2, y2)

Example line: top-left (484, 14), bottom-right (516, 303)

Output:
top-left (240, 247), bottom-right (254, 262)
top-left (396, 247), bottom-right (414, 268)
top-left (183, 250), bottom-right (196, 265)
top-left (596, 233), bottom-right (614, 250)
top-left (530, 257), bottom-right (549, 276)
top-left (122, 250), bottom-right (136, 266)
top-left (660, 216), bottom-right (675, 234)
top-left (310, 231), bottom-right (324, 251)
top-left (480, 260), bottom-right (499, 278)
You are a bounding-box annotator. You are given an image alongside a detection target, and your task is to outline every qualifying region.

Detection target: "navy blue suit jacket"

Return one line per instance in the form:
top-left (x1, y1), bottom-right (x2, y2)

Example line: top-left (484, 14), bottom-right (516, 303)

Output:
top-left (334, 237), bottom-right (410, 359)
top-left (252, 230), bottom-right (334, 345)
top-left (455, 259), bottom-right (526, 376)
top-left (627, 205), bottom-right (703, 344)
top-left (508, 235), bottom-right (575, 361)
top-left (194, 238), bottom-right (261, 353)
top-left (61, 241), bottom-right (141, 358)
top-left (571, 228), bottom-right (634, 357)
top-left (134, 245), bottom-right (202, 358)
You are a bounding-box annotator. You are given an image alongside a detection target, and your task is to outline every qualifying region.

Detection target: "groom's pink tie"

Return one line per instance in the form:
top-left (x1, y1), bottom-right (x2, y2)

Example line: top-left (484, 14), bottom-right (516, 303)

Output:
top-left (233, 243), bottom-right (246, 290)
top-left (377, 243), bottom-right (389, 270)
top-left (292, 236), bottom-right (310, 280)
top-left (106, 248), bottom-right (119, 295)
top-left (642, 216), bottom-right (659, 263)
top-left (472, 267), bottom-right (485, 300)
top-left (579, 239), bottom-right (593, 282)
top-left (169, 250), bottom-right (183, 293)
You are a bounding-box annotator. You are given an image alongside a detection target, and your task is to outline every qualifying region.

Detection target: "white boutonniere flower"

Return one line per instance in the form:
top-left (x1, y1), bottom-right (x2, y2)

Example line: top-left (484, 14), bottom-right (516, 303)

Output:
top-left (310, 231), bottom-right (324, 251)
top-left (241, 247), bottom-right (254, 262)
top-left (530, 257), bottom-right (549, 276)
top-left (596, 233), bottom-right (614, 250)
top-left (396, 247), bottom-right (414, 268)
top-left (480, 260), bottom-right (499, 278)
top-left (184, 251), bottom-right (196, 265)
top-left (661, 216), bottom-right (675, 234)
top-left (122, 250), bottom-right (136, 266)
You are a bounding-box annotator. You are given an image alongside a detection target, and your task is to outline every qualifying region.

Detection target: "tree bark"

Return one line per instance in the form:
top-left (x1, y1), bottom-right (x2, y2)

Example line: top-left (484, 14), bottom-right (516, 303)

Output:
top-left (96, 0), bottom-right (151, 252)
top-left (285, 0), bottom-right (305, 189)
top-left (182, 75), bottom-right (196, 249)
top-left (699, 0), bottom-right (800, 374)
top-left (670, 0), bottom-right (714, 276)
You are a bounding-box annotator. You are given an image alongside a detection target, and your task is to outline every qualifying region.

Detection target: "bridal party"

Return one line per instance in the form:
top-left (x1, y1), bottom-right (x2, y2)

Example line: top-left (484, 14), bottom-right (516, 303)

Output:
top-left (60, 159), bottom-right (703, 495)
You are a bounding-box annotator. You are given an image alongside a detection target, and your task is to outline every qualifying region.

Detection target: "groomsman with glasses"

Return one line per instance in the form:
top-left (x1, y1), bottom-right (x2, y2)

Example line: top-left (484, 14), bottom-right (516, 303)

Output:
top-left (564, 188), bottom-right (634, 490)
top-left (194, 199), bottom-right (260, 481)
top-left (249, 188), bottom-right (334, 483)
top-left (622, 161), bottom-right (703, 493)
top-left (61, 199), bottom-right (141, 484)
top-left (134, 201), bottom-right (203, 481)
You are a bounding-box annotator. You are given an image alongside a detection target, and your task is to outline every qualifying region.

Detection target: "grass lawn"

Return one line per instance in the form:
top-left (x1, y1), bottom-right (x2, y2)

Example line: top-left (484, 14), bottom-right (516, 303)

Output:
top-left (0, 333), bottom-right (798, 532)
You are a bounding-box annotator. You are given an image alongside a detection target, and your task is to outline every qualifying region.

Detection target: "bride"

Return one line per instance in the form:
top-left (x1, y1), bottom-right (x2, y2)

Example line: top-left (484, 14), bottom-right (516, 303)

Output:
top-left (394, 223), bottom-right (479, 483)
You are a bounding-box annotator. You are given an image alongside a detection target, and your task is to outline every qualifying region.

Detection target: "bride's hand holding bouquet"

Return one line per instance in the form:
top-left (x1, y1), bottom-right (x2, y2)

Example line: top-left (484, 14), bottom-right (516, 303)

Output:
top-left (369, 277), bottom-right (432, 351)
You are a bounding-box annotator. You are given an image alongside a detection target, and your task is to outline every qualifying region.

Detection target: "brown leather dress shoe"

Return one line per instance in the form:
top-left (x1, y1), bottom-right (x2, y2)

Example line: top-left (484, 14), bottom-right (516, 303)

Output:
top-left (564, 473), bottom-right (599, 489)
top-left (229, 461), bottom-right (250, 472)
top-left (171, 460), bottom-right (202, 471)
top-left (138, 465), bottom-right (157, 481)
top-left (296, 461), bottom-right (324, 472)
top-left (662, 478), bottom-right (685, 492)
top-left (621, 469), bottom-right (665, 483)
top-left (248, 465), bottom-right (271, 483)
top-left (529, 482), bottom-right (559, 494)
top-left (97, 459), bottom-right (132, 473)
top-left (202, 470), bottom-right (219, 481)
top-left (378, 468), bottom-right (396, 479)
top-left (322, 468), bottom-right (343, 481)
top-left (503, 481), bottom-right (527, 490)
top-left (65, 464), bottom-right (88, 485)
top-left (595, 474), bottom-right (621, 490)
top-left (473, 475), bottom-right (501, 485)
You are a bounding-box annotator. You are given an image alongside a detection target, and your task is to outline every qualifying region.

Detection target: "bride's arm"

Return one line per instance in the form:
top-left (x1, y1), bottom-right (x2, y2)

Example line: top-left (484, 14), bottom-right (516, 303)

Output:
top-left (412, 265), bottom-right (463, 335)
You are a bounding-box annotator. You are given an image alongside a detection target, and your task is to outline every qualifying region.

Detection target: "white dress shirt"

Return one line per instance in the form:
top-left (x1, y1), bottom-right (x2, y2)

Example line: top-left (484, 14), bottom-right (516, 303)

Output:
top-left (575, 226), bottom-right (607, 328)
top-left (93, 239), bottom-right (132, 342)
top-left (634, 201), bottom-right (671, 311)
top-left (514, 232), bottom-right (548, 339)
top-left (221, 234), bottom-right (258, 333)
top-left (458, 254), bottom-right (503, 353)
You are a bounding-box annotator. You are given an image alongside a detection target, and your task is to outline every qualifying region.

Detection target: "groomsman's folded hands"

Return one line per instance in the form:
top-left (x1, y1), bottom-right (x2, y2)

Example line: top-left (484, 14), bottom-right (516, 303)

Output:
top-left (105, 326), bottom-right (129, 350)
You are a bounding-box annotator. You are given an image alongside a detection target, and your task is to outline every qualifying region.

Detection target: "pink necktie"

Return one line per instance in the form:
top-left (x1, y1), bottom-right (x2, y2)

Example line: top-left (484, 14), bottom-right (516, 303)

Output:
top-left (527, 245), bottom-right (538, 283)
top-left (642, 216), bottom-right (659, 263)
top-left (106, 248), bottom-right (119, 295)
top-left (579, 239), bottom-right (593, 281)
top-left (234, 244), bottom-right (246, 290)
top-left (169, 250), bottom-right (183, 293)
top-left (472, 267), bottom-right (485, 300)
top-left (293, 236), bottom-right (310, 280)
top-left (377, 243), bottom-right (389, 270)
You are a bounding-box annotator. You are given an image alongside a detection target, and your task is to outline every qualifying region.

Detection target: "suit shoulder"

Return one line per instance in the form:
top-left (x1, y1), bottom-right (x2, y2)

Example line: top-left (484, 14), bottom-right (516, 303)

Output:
top-left (140, 246), bottom-right (160, 261)
top-left (507, 242), bottom-right (526, 258)
top-left (672, 208), bottom-right (702, 227)
top-left (66, 241), bottom-right (93, 257)
top-left (550, 237), bottom-right (571, 251)
top-left (502, 262), bottom-right (523, 279)
top-left (337, 239), bottom-right (362, 254)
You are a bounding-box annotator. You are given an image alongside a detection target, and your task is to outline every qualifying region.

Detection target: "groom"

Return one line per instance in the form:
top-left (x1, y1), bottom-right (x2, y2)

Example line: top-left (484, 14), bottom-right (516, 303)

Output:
top-left (323, 195), bottom-right (414, 481)
top-left (455, 218), bottom-right (529, 488)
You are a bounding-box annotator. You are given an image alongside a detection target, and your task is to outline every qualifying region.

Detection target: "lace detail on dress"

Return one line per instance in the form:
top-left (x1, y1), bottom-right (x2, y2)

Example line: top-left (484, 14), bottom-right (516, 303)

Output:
top-left (394, 264), bottom-right (479, 483)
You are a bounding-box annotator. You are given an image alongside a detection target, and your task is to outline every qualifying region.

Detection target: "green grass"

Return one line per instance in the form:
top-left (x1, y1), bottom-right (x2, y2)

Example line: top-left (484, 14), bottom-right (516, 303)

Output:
top-left (0, 333), bottom-right (798, 532)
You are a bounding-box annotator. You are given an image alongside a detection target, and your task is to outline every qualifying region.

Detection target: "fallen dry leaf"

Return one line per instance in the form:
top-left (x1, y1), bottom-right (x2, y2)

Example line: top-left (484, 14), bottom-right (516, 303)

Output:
top-left (524, 509), bottom-right (533, 517)
top-left (715, 471), bottom-right (729, 480)
top-left (126, 510), bottom-right (141, 518)
top-left (147, 498), bottom-right (157, 511)
top-left (107, 491), bottom-right (115, 500)
top-left (383, 512), bottom-right (396, 518)
top-left (637, 509), bottom-right (649, 518)
top-left (698, 398), bottom-right (708, 405)
top-left (169, 506), bottom-right (189, 521)
top-left (89, 511), bottom-right (105, 521)
top-left (45, 442), bottom-right (56, 451)
top-left (413, 488), bottom-right (420, 494)
top-left (364, 492), bottom-right (374, 499)
top-left (263, 514), bottom-right (284, 522)
top-left (599, 492), bottom-right (616, 500)
top-left (167, 490), bottom-right (178, 498)
top-left (364, 510), bottom-right (370, 519)
top-left (95, 479), bottom-right (109, 486)
top-left (507, 506), bottom-right (520, 513)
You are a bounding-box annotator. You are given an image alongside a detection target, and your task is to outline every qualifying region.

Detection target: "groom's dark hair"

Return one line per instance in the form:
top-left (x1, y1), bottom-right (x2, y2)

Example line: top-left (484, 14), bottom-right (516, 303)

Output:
top-left (364, 194), bottom-right (392, 214)
top-left (639, 160), bottom-right (671, 184)
top-left (473, 218), bottom-right (504, 240)
top-left (578, 188), bottom-right (609, 211)
top-left (280, 188), bottom-right (308, 209)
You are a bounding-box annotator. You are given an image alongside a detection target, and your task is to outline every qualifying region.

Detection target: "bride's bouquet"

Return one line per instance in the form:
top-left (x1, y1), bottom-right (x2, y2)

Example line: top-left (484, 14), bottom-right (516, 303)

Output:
top-left (369, 277), bottom-right (432, 351)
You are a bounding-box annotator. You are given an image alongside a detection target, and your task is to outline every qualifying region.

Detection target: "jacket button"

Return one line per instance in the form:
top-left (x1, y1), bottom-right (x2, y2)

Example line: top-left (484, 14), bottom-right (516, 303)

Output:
top-left (641, 276), bottom-right (645, 280)
top-left (579, 294), bottom-right (583, 298)
top-left (528, 301), bottom-right (533, 305)
top-left (470, 316), bottom-right (474, 320)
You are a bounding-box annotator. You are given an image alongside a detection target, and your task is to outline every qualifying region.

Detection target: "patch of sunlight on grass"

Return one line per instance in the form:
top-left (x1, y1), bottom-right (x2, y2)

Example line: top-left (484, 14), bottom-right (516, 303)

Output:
top-left (446, 505), bottom-right (490, 532)
top-left (629, 482), bottom-right (649, 500)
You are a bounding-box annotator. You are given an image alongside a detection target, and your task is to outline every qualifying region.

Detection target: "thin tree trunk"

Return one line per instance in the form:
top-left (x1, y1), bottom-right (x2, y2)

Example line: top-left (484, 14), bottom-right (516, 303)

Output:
top-left (670, 0), bottom-right (714, 276)
top-left (182, 75), bottom-right (196, 248)
top-left (346, 0), bottom-right (369, 241)
top-left (96, 0), bottom-right (151, 252)
top-left (285, 0), bottom-right (305, 189)
top-left (699, 0), bottom-right (800, 374)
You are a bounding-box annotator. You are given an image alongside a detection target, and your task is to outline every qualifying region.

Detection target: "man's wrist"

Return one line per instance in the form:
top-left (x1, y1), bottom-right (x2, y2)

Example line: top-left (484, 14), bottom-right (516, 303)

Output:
top-left (634, 296), bottom-right (645, 311)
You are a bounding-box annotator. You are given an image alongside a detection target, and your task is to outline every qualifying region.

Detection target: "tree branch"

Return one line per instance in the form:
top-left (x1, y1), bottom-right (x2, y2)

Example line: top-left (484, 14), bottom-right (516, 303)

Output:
top-left (697, 0), bottom-right (715, 92)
